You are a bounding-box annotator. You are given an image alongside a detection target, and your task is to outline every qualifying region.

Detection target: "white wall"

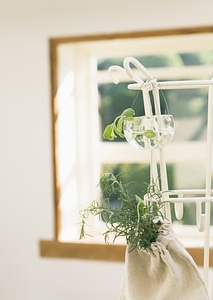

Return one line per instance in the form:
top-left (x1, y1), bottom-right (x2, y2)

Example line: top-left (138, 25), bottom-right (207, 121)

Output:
top-left (0, 1), bottom-right (213, 299)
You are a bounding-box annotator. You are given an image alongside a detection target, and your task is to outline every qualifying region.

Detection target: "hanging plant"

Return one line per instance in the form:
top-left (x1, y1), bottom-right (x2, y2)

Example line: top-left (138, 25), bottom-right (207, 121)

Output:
top-left (80, 172), bottom-right (166, 252)
top-left (103, 108), bottom-right (175, 149)
top-left (80, 106), bottom-right (170, 250)
top-left (103, 108), bottom-right (135, 140)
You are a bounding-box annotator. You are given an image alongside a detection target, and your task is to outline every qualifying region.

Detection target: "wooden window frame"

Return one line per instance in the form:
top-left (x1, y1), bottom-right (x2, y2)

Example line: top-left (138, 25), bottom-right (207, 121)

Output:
top-left (40, 25), bottom-right (213, 266)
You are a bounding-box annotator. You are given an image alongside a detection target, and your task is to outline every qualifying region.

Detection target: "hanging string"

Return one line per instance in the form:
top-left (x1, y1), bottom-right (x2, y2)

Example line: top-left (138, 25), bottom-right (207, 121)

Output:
top-left (159, 87), bottom-right (170, 115)
top-left (131, 82), bottom-right (144, 109)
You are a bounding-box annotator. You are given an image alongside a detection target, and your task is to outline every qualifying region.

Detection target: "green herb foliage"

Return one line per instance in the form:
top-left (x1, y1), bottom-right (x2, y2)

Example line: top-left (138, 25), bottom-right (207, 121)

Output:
top-left (80, 172), bottom-right (165, 251)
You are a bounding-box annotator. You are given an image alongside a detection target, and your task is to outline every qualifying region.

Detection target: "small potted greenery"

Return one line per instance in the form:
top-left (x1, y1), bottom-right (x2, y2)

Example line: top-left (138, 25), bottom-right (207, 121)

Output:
top-left (103, 108), bottom-right (175, 150)
top-left (80, 171), bottom-right (165, 251)
top-left (79, 156), bottom-right (209, 300)
top-left (80, 108), bottom-right (168, 251)
top-left (79, 60), bottom-right (209, 299)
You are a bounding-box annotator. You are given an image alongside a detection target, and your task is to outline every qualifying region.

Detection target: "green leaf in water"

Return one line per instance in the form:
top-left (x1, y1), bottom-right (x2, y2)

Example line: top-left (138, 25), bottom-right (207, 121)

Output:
top-left (143, 129), bottom-right (156, 138)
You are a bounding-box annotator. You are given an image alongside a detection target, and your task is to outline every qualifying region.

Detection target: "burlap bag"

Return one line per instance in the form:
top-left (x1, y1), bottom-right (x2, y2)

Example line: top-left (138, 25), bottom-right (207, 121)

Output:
top-left (120, 223), bottom-right (209, 300)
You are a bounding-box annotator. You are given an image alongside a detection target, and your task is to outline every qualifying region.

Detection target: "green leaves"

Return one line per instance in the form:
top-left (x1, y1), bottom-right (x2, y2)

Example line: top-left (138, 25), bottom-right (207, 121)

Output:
top-left (143, 129), bottom-right (156, 138)
top-left (103, 124), bottom-right (117, 140)
top-left (80, 108), bottom-right (167, 250)
top-left (103, 108), bottom-right (135, 140)
top-left (103, 108), bottom-right (158, 143)
top-left (79, 172), bottom-right (165, 251)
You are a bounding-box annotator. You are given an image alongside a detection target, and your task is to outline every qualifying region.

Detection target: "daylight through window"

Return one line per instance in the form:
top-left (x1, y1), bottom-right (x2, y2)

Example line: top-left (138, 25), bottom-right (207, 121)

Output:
top-left (54, 31), bottom-right (213, 248)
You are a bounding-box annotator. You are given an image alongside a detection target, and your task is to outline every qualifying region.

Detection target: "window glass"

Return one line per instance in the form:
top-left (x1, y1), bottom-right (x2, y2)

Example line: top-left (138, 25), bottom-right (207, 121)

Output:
top-left (55, 35), bottom-right (213, 243)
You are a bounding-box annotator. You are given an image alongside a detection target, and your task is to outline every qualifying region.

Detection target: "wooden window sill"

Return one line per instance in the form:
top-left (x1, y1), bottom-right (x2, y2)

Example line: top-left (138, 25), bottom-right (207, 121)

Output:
top-left (39, 240), bottom-right (213, 266)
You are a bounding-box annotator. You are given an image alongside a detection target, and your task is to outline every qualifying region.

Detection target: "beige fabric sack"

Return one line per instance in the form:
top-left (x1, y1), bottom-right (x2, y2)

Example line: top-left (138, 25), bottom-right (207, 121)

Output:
top-left (120, 223), bottom-right (209, 300)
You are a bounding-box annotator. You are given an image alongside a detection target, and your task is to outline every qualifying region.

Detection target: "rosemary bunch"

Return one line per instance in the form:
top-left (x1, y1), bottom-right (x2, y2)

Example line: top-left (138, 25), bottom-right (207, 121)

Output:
top-left (80, 172), bottom-right (166, 251)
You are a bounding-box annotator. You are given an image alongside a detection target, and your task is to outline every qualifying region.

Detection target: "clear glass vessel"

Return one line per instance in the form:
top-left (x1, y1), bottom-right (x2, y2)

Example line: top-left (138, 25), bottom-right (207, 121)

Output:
top-left (123, 115), bottom-right (175, 150)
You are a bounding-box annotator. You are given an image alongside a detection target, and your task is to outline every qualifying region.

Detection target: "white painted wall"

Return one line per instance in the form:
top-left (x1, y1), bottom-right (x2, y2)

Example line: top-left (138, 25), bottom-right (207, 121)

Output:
top-left (0, 1), bottom-right (213, 299)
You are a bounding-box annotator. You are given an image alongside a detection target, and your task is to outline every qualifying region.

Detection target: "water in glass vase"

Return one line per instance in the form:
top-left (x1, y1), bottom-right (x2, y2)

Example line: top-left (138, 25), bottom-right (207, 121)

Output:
top-left (123, 115), bottom-right (175, 150)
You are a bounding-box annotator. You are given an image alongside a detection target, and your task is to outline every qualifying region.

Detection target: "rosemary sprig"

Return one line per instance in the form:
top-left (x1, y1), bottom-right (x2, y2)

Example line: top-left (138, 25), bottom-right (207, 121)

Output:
top-left (80, 172), bottom-right (165, 251)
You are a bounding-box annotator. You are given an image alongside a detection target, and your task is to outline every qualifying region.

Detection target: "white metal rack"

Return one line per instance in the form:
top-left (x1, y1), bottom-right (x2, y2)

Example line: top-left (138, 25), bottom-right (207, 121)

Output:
top-left (109, 57), bottom-right (213, 298)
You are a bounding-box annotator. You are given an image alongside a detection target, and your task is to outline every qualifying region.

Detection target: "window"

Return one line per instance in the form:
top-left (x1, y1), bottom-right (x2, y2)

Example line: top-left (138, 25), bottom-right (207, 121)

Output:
top-left (40, 27), bottom-right (213, 265)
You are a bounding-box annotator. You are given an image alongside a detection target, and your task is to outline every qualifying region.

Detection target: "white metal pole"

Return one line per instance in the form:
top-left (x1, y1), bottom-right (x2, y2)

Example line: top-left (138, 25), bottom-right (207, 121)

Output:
top-left (128, 79), bottom-right (213, 91)
top-left (204, 79), bottom-right (213, 288)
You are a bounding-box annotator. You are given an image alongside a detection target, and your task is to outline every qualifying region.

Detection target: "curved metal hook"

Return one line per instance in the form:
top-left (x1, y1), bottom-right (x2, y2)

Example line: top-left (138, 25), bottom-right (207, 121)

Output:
top-left (108, 57), bottom-right (160, 117)
top-left (196, 202), bottom-right (206, 232)
top-left (174, 202), bottom-right (184, 220)
top-left (108, 65), bottom-right (126, 84)
top-left (123, 56), bottom-right (155, 83)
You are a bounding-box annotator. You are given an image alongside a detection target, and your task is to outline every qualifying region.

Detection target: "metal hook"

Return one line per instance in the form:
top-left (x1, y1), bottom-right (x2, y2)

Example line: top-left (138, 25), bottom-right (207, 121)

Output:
top-left (174, 193), bottom-right (184, 220)
top-left (123, 57), bottom-right (162, 116)
top-left (196, 202), bottom-right (206, 232)
top-left (108, 65), bottom-right (126, 84)
top-left (123, 56), bottom-right (155, 83)
top-left (108, 57), bottom-right (161, 117)
top-left (174, 203), bottom-right (184, 220)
